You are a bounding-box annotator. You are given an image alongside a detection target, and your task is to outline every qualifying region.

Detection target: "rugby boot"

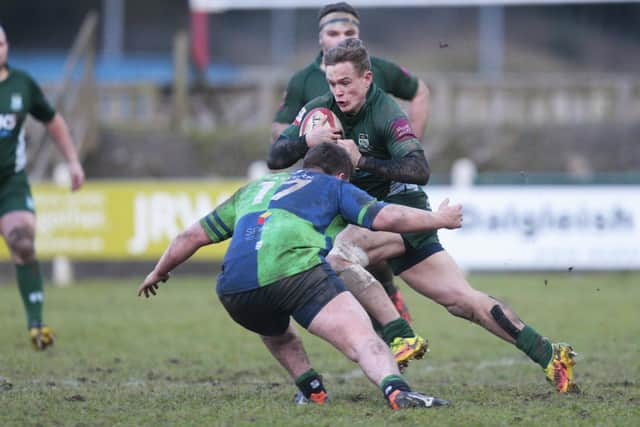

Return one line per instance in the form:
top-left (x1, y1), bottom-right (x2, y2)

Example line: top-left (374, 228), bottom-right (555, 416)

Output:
top-left (29, 325), bottom-right (55, 351)
top-left (390, 335), bottom-right (428, 372)
top-left (387, 390), bottom-right (450, 410)
top-left (389, 289), bottom-right (412, 324)
top-left (544, 343), bottom-right (579, 393)
top-left (293, 390), bottom-right (330, 405)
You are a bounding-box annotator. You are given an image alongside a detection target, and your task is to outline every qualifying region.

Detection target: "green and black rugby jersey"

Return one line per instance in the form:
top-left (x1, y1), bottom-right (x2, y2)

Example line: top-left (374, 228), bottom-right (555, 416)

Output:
top-left (274, 52), bottom-right (419, 125)
top-left (279, 84), bottom-right (424, 201)
top-left (0, 66), bottom-right (55, 178)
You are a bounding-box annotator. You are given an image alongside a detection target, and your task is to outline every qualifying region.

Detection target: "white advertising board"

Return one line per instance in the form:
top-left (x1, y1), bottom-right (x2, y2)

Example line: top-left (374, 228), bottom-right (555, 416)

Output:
top-left (426, 186), bottom-right (640, 270)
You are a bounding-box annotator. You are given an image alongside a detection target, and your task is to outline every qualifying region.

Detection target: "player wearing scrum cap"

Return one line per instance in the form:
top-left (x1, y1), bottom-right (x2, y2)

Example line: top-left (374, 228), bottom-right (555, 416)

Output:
top-left (269, 38), bottom-right (579, 394)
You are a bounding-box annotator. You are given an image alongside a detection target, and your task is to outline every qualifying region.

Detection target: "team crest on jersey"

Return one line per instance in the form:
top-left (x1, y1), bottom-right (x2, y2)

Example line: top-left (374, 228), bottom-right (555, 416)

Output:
top-left (11, 94), bottom-right (23, 111)
top-left (358, 133), bottom-right (370, 150)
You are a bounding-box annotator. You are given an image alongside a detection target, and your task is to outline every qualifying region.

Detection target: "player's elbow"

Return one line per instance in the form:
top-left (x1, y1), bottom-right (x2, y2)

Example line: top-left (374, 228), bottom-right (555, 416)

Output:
top-left (270, 122), bottom-right (287, 144)
top-left (267, 150), bottom-right (288, 170)
top-left (408, 155), bottom-right (430, 185)
top-left (422, 161), bottom-right (431, 185)
top-left (416, 79), bottom-right (429, 100)
top-left (414, 162), bottom-right (430, 185)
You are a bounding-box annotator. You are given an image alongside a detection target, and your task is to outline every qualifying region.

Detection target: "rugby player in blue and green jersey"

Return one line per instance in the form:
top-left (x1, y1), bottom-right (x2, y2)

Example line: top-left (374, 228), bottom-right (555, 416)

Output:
top-left (138, 143), bottom-right (462, 409)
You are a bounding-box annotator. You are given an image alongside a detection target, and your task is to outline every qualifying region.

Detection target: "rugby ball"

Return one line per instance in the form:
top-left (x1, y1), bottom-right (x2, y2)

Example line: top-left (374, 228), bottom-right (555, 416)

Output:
top-left (298, 107), bottom-right (343, 137)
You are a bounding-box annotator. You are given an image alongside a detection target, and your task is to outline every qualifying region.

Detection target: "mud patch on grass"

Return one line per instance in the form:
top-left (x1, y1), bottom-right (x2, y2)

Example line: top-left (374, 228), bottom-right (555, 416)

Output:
top-left (64, 394), bottom-right (86, 402)
top-left (347, 393), bottom-right (368, 403)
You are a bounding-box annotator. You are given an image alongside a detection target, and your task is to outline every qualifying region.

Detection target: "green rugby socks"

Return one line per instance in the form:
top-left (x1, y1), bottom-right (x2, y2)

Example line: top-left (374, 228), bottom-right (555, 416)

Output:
top-left (516, 325), bottom-right (553, 368)
top-left (295, 369), bottom-right (328, 403)
top-left (16, 262), bottom-right (44, 329)
top-left (382, 318), bottom-right (414, 345)
top-left (380, 375), bottom-right (411, 400)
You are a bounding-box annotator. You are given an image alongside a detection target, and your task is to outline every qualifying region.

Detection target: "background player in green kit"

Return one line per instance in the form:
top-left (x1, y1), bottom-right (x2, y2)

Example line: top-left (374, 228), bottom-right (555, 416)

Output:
top-left (0, 25), bottom-right (85, 350)
top-left (271, 2), bottom-right (429, 142)
top-left (271, 0), bottom-right (427, 341)
top-left (138, 143), bottom-right (462, 409)
top-left (268, 38), bottom-right (579, 394)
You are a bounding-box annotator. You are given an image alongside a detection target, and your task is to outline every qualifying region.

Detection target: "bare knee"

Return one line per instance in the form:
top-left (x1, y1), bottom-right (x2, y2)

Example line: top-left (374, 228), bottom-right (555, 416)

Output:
top-left (7, 226), bottom-right (36, 263)
top-left (261, 328), bottom-right (297, 347)
top-left (327, 236), bottom-right (369, 271)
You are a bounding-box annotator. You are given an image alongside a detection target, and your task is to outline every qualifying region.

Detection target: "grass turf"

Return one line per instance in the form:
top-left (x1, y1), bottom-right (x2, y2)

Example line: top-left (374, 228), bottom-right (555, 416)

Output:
top-left (1, 272), bottom-right (639, 426)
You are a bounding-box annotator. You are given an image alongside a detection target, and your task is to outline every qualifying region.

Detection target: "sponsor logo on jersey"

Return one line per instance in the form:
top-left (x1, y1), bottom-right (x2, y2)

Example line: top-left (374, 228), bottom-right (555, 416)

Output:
top-left (390, 117), bottom-right (416, 142)
top-left (257, 211), bottom-right (272, 225)
top-left (11, 94), bottom-right (23, 111)
top-left (358, 133), bottom-right (370, 150)
top-left (244, 226), bottom-right (260, 241)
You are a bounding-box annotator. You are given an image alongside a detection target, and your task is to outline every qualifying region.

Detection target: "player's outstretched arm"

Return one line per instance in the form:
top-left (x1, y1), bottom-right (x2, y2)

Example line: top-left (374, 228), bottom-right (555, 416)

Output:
top-left (46, 113), bottom-right (85, 191)
top-left (137, 222), bottom-right (212, 298)
top-left (372, 198), bottom-right (462, 233)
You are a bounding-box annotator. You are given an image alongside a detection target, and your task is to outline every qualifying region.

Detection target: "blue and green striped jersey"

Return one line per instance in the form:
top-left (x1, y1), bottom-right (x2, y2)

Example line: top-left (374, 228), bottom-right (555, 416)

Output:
top-left (200, 169), bottom-right (385, 295)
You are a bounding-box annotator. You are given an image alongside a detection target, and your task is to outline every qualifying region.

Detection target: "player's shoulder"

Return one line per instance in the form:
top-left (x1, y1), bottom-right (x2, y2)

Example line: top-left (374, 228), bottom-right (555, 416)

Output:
top-left (371, 55), bottom-right (409, 76)
top-left (370, 56), bottom-right (418, 97)
top-left (370, 55), bottom-right (397, 68)
top-left (299, 91), bottom-right (331, 116)
top-left (287, 60), bottom-right (320, 86)
top-left (369, 85), bottom-right (407, 121)
top-left (311, 91), bottom-right (334, 107)
top-left (297, 92), bottom-right (334, 118)
top-left (7, 67), bottom-right (36, 83)
top-left (369, 84), bottom-right (396, 108)
top-left (255, 171), bottom-right (292, 186)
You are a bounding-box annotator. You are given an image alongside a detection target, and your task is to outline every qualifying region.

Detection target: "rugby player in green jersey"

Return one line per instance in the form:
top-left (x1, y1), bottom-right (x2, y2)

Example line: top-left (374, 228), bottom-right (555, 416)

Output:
top-left (0, 25), bottom-right (85, 350)
top-left (271, 1), bottom-right (428, 365)
top-left (138, 143), bottom-right (462, 409)
top-left (271, 2), bottom-right (429, 142)
top-left (268, 38), bottom-right (578, 393)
